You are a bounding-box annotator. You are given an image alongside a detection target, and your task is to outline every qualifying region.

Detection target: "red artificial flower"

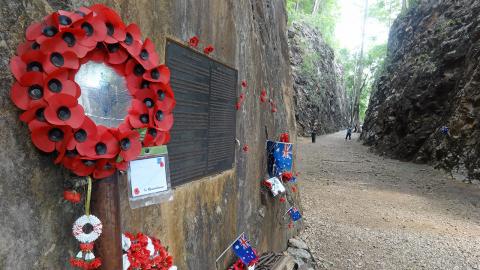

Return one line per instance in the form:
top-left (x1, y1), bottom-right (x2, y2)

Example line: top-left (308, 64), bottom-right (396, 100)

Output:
top-left (153, 101), bottom-right (174, 131)
top-left (288, 221), bottom-right (294, 229)
top-left (143, 128), bottom-right (170, 147)
top-left (19, 101), bottom-right (48, 130)
top-left (143, 64), bottom-right (170, 84)
top-left (61, 156), bottom-right (96, 176)
top-left (115, 129), bottom-right (142, 161)
top-left (188, 36), bottom-right (199, 48)
top-left (105, 42), bottom-right (129, 64)
top-left (235, 101), bottom-right (241, 110)
top-left (241, 80), bottom-right (247, 88)
top-left (90, 4), bottom-right (126, 44)
top-left (10, 71), bottom-right (45, 110)
top-left (127, 99), bottom-right (151, 128)
top-left (26, 14), bottom-right (59, 44)
top-left (281, 171), bottom-right (293, 182)
top-left (135, 38), bottom-right (159, 70)
top-left (10, 50), bottom-right (46, 81)
top-left (30, 122), bottom-right (71, 153)
top-left (63, 190), bottom-right (81, 203)
top-left (52, 10), bottom-right (87, 31)
top-left (243, 145), bottom-right (249, 152)
top-left (125, 58), bottom-right (145, 94)
top-left (77, 126), bottom-right (119, 159)
top-left (41, 28), bottom-right (92, 58)
top-left (43, 69), bottom-right (80, 99)
top-left (279, 132), bottom-right (290, 143)
top-left (279, 197), bottom-right (286, 203)
top-left (93, 158), bottom-right (117, 179)
top-left (67, 116), bottom-right (98, 152)
top-left (16, 40), bottom-right (41, 56)
top-left (203, 45), bottom-right (214, 55)
top-left (291, 186), bottom-right (297, 193)
top-left (73, 12), bottom-right (107, 47)
top-left (42, 50), bottom-right (79, 74)
top-left (260, 88), bottom-right (267, 103)
top-left (44, 94), bottom-right (85, 128)
top-left (121, 23), bottom-right (142, 55)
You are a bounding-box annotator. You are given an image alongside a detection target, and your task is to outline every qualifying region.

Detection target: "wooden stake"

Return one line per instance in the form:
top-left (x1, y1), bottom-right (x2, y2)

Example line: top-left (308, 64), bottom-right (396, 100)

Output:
top-left (91, 173), bottom-right (123, 270)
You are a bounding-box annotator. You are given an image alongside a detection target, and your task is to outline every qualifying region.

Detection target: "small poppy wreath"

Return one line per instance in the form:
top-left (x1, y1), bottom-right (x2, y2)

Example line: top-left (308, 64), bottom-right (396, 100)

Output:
top-left (9, 4), bottom-right (175, 178)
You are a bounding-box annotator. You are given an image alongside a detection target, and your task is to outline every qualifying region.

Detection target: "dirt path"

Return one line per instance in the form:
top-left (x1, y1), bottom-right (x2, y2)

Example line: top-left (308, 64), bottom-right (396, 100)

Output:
top-left (296, 132), bottom-right (480, 270)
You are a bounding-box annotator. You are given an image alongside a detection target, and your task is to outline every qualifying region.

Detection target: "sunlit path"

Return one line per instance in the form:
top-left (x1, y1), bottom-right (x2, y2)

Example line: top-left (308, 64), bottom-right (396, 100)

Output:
top-left (297, 132), bottom-right (480, 270)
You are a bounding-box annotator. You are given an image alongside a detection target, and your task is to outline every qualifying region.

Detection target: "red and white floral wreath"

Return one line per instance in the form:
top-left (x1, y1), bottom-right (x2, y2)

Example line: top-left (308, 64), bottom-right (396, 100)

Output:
top-left (9, 4), bottom-right (175, 179)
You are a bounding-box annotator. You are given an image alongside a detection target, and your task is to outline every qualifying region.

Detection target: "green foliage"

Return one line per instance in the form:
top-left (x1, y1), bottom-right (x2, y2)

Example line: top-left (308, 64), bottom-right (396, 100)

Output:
top-left (286, 0), bottom-right (340, 47)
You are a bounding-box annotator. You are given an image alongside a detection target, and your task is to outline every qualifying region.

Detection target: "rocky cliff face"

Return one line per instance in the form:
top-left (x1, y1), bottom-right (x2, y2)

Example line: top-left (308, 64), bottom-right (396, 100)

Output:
top-left (288, 23), bottom-right (349, 136)
top-left (362, 0), bottom-right (480, 181)
top-left (0, 0), bottom-right (297, 269)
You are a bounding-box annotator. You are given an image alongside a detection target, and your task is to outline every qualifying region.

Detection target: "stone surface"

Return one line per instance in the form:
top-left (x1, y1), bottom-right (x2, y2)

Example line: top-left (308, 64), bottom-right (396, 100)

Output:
top-left (288, 22), bottom-right (349, 136)
top-left (287, 247), bottom-right (312, 261)
top-left (0, 0), bottom-right (299, 269)
top-left (362, 0), bottom-right (480, 182)
top-left (288, 237), bottom-right (308, 250)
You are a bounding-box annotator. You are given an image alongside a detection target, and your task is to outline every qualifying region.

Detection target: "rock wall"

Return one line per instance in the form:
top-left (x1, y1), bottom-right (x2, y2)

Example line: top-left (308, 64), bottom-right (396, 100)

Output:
top-left (0, 0), bottom-right (298, 269)
top-left (288, 22), bottom-right (349, 136)
top-left (362, 0), bottom-right (480, 181)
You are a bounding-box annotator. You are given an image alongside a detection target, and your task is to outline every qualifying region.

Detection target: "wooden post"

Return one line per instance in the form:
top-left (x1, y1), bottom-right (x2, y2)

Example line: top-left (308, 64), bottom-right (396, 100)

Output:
top-left (91, 173), bottom-right (123, 270)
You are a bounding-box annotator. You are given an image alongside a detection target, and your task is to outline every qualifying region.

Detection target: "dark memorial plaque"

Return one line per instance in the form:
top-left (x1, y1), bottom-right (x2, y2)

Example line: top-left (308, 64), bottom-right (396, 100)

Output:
top-left (165, 40), bottom-right (237, 186)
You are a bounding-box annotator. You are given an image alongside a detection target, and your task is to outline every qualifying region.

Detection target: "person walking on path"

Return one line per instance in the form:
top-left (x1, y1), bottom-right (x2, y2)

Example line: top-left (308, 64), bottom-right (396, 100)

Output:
top-left (345, 127), bottom-right (352, 140)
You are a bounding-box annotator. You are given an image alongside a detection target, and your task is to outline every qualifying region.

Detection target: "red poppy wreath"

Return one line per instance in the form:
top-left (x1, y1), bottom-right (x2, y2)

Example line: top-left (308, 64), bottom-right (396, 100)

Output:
top-left (9, 4), bottom-right (175, 179)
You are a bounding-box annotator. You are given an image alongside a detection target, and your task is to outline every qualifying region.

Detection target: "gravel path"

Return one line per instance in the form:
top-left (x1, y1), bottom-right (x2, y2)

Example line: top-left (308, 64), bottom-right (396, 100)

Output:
top-left (296, 132), bottom-right (480, 270)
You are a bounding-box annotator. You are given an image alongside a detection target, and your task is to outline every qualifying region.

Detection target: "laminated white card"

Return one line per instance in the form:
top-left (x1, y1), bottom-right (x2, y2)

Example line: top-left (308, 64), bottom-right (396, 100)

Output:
top-left (129, 156), bottom-right (168, 197)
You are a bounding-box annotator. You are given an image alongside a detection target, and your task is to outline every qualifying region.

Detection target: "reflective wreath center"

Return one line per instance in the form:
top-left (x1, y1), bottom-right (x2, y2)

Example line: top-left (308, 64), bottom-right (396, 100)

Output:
top-left (9, 4), bottom-right (176, 178)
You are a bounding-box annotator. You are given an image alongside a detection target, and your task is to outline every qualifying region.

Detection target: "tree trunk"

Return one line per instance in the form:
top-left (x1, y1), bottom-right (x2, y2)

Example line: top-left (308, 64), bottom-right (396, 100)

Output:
top-left (312, 0), bottom-right (321, 15)
top-left (402, 0), bottom-right (407, 11)
top-left (295, 0), bottom-right (300, 11)
top-left (350, 0), bottom-right (368, 131)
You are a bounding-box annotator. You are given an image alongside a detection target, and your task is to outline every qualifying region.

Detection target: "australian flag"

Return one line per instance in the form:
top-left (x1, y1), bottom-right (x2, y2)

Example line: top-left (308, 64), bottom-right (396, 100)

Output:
top-left (267, 141), bottom-right (293, 177)
top-left (289, 207), bottom-right (302, 222)
top-left (232, 234), bottom-right (257, 265)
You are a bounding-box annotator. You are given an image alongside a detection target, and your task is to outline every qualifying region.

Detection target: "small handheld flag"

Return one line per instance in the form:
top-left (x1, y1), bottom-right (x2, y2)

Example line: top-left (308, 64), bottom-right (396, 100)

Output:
top-left (232, 234), bottom-right (257, 266)
top-left (288, 207), bottom-right (302, 222)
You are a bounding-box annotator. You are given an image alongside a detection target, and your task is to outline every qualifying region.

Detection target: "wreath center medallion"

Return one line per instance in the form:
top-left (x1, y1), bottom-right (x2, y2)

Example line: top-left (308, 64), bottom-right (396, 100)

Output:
top-left (9, 4), bottom-right (176, 179)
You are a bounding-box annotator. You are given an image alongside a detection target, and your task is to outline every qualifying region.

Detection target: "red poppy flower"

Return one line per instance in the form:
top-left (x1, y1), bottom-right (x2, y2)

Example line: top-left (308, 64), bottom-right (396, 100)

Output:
top-left (121, 23), bottom-right (142, 55)
top-left (43, 69), bottom-right (80, 99)
top-left (281, 171), bottom-right (293, 182)
top-left (235, 101), bottom-right (241, 110)
top-left (153, 102), bottom-right (174, 131)
top-left (10, 71), bottom-right (45, 110)
top-left (188, 36), bottom-right (199, 48)
top-left (279, 133), bottom-right (290, 143)
top-left (63, 190), bottom-right (81, 203)
top-left (127, 99), bottom-right (151, 128)
top-left (291, 186), bottom-right (297, 192)
top-left (67, 117), bottom-right (98, 152)
top-left (10, 50), bottom-right (46, 81)
top-left (90, 4), bottom-right (126, 44)
top-left (243, 145), bottom-right (249, 152)
top-left (143, 64), bottom-right (170, 84)
top-left (73, 13), bottom-right (107, 47)
top-left (42, 50), bottom-right (79, 74)
top-left (115, 130), bottom-right (141, 161)
top-left (260, 88), bottom-right (267, 103)
top-left (125, 59), bottom-right (145, 94)
top-left (26, 14), bottom-right (59, 44)
top-left (19, 101), bottom-right (47, 125)
top-left (80, 48), bottom-right (106, 65)
top-left (106, 43), bottom-right (129, 64)
top-left (262, 179), bottom-right (272, 189)
top-left (44, 94), bottom-right (85, 128)
top-left (53, 9), bottom-right (89, 31)
top-left (41, 28), bottom-right (92, 58)
top-left (77, 126), bottom-right (119, 159)
top-left (135, 38), bottom-right (159, 70)
top-left (93, 158), bottom-right (117, 179)
top-left (143, 129), bottom-right (170, 147)
top-left (288, 221), bottom-right (294, 229)
top-left (16, 40), bottom-right (41, 56)
top-left (30, 122), bottom-right (71, 153)
top-left (241, 80), bottom-right (247, 88)
top-left (279, 197), bottom-right (286, 203)
top-left (203, 45), bottom-right (214, 55)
